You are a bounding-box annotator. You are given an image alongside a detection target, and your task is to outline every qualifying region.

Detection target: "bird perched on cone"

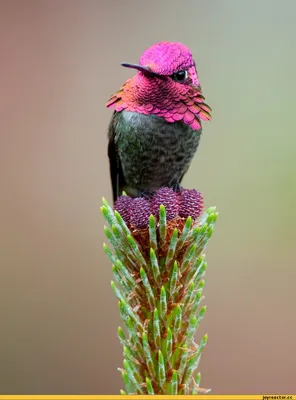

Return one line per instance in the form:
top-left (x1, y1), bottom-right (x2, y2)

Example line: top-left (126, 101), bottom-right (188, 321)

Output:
top-left (106, 41), bottom-right (212, 202)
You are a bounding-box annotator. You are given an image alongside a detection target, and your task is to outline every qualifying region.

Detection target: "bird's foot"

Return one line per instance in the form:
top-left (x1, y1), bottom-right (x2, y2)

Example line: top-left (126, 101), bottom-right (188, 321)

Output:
top-left (135, 184), bottom-right (183, 199)
top-left (136, 188), bottom-right (155, 200)
top-left (171, 182), bottom-right (183, 193)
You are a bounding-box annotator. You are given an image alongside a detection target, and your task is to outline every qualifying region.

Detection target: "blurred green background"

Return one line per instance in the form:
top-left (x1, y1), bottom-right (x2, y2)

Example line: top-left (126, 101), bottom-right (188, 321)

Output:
top-left (1, 0), bottom-right (296, 394)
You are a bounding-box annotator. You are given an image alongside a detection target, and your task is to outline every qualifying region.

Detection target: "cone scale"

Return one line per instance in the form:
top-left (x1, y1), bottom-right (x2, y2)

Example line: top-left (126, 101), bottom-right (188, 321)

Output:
top-left (101, 188), bottom-right (218, 395)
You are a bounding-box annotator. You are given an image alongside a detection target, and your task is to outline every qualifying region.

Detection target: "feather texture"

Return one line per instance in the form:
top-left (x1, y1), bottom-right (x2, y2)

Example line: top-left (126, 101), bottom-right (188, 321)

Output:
top-left (106, 41), bottom-right (212, 201)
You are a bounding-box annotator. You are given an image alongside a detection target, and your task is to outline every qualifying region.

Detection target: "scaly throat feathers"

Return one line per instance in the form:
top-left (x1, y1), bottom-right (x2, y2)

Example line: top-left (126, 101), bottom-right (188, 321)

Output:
top-left (106, 72), bottom-right (212, 131)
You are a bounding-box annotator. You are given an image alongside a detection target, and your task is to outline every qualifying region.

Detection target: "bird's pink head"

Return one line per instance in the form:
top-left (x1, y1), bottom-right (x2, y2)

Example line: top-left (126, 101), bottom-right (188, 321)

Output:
top-left (140, 41), bottom-right (193, 73)
top-left (121, 41), bottom-right (199, 86)
top-left (107, 41), bottom-right (211, 130)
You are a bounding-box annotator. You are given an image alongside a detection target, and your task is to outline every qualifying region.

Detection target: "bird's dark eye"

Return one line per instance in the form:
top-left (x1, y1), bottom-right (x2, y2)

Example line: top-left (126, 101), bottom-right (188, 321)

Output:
top-left (171, 70), bottom-right (188, 82)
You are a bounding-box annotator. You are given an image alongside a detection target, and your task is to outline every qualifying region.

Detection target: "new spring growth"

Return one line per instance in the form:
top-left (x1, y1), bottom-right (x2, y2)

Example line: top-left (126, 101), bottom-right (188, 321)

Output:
top-left (102, 187), bottom-right (218, 394)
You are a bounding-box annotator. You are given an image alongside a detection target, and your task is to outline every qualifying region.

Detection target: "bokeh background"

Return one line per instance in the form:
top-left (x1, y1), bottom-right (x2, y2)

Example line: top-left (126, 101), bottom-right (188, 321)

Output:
top-left (1, 0), bottom-right (296, 394)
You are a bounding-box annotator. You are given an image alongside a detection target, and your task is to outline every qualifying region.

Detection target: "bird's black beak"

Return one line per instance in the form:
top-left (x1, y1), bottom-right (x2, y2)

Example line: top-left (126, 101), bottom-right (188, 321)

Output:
top-left (121, 63), bottom-right (157, 76)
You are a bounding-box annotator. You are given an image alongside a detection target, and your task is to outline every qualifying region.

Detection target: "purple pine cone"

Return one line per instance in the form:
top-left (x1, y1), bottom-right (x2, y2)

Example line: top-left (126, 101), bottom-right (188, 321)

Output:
top-left (152, 187), bottom-right (179, 220)
top-left (130, 198), bottom-right (152, 229)
top-left (179, 189), bottom-right (204, 220)
top-left (114, 195), bottom-right (134, 225)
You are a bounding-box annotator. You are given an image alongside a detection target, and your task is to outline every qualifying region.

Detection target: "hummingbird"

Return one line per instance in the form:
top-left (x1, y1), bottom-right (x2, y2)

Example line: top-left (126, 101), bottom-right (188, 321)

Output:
top-left (106, 41), bottom-right (212, 202)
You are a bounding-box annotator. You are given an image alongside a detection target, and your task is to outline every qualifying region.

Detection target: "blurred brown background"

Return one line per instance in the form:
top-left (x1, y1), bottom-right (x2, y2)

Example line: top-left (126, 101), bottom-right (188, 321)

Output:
top-left (1, 0), bottom-right (296, 394)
